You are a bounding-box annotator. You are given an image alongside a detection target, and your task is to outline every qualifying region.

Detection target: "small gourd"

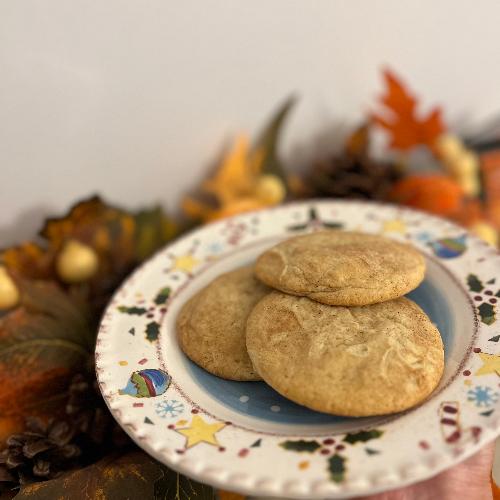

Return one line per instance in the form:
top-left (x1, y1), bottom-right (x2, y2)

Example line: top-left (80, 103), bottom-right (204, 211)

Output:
top-left (56, 239), bottom-right (99, 283)
top-left (0, 266), bottom-right (20, 310)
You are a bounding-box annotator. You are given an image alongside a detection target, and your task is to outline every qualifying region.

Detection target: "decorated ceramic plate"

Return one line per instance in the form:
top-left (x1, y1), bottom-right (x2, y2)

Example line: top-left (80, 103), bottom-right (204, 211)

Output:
top-left (96, 200), bottom-right (500, 498)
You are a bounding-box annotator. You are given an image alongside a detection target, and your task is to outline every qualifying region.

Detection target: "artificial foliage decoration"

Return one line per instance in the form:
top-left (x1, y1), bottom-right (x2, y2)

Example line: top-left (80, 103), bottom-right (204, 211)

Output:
top-left (0, 268), bottom-right (20, 310)
top-left (372, 69), bottom-right (445, 151)
top-left (183, 97), bottom-right (295, 222)
top-left (13, 450), bottom-right (217, 500)
top-left (1, 69), bottom-right (500, 499)
top-left (1, 197), bottom-right (177, 317)
top-left (389, 174), bottom-right (464, 216)
top-left (433, 134), bottom-right (481, 197)
top-left (0, 366), bottom-right (129, 494)
top-left (303, 124), bottom-right (403, 200)
top-left (0, 281), bottom-right (93, 446)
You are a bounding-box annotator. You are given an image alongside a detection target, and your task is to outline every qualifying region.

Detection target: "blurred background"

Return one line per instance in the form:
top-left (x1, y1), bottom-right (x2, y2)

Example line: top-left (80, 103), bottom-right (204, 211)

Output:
top-left (2, 0), bottom-right (500, 244)
top-left (2, 1), bottom-right (500, 497)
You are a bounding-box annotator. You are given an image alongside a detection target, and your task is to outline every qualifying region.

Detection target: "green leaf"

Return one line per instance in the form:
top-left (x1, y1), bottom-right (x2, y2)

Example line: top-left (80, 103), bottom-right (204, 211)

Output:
top-left (467, 274), bottom-right (484, 293)
top-left (118, 305), bottom-right (148, 315)
top-left (287, 223), bottom-right (308, 232)
top-left (496, 289), bottom-right (500, 298)
top-left (134, 206), bottom-right (177, 262)
top-left (280, 439), bottom-right (321, 453)
top-left (308, 207), bottom-right (319, 221)
top-left (343, 429), bottom-right (384, 445)
top-left (14, 450), bottom-right (217, 500)
top-left (0, 280), bottom-right (91, 430)
top-left (253, 95), bottom-right (297, 179)
top-left (328, 454), bottom-right (346, 483)
top-left (323, 222), bottom-right (343, 229)
top-left (154, 287), bottom-right (171, 305)
top-left (478, 302), bottom-right (496, 325)
top-left (145, 321), bottom-right (160, 342)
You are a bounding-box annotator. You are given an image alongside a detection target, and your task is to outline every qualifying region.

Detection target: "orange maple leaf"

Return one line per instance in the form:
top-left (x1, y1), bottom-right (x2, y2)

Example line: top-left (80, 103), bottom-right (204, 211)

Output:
top-left (372, 69), bottom-right (446, 151)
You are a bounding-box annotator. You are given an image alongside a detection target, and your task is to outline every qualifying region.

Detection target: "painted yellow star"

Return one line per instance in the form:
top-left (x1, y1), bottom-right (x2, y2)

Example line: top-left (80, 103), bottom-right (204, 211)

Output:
top-left (172, 254), bottom-right (200, 273)
top-left (475, 352), bottom-right (500, 376)
top-left (382, 219), bottom-right (406, 233)
top-left (176, 415), bottom-right (226, 448)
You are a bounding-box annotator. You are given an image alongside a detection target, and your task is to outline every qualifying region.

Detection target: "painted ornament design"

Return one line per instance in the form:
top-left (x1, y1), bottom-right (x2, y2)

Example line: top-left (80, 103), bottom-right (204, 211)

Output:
top-left (428, 234), bottom-right (467, 259)
top-left (119, 369), bottom-right (171, 398)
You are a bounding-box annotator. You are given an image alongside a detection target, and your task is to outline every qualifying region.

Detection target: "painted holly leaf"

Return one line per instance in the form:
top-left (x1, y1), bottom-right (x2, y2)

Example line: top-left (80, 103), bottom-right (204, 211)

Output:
top-left (0, 280), bottom-right (92, 444)
top-left (14, 450), bottom-right (217, 500)
top-left (154, 287), bottom-right (171, 305)
top-left (496, 290), bottom-right (500, 298)
top-left (343, 429), bottom-right (384, 444)
top-left (328, 454), bottom-right (346, 483)
top-left (117, 306), bottom-right (148, 316)
top-left (372, 69), bottom-right (445, 151)
top-left (280, 439), bottom-right (321, 453)
top-left (323, 221), bottom-right (344, 229)
top-left (253, 95), bottom-right (296, 179)
top-left (480, 409), bottom-right (494, 417)
top-left (287, 223), bottom-right (308, 232)
top-left (478, 303), bottom-right (496, 325)
top-left (467, 274), bottom-right (484, 293)
top-left (145, 321), bottom-right (161, 342)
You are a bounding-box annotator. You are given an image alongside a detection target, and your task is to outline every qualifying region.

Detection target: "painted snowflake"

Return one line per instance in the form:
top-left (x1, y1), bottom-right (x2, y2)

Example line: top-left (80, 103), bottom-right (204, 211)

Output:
top-left (415, 231), bottom-right (433, 243)
top-left (155, 399), bottom-right (185, 418)
top-left (467, 386), bottom-right (499, 407)
top-left (207, 241), bottom-right (224, 254)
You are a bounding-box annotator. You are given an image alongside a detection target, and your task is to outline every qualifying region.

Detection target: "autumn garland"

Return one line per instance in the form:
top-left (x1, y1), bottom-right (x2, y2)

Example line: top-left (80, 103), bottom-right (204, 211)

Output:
top-left (0, 70), bottom-right (499, 498)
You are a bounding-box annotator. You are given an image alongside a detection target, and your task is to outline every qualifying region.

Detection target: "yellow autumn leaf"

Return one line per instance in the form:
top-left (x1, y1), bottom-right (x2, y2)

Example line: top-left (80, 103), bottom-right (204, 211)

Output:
top-left (203, 135), bottom-right (262, 205)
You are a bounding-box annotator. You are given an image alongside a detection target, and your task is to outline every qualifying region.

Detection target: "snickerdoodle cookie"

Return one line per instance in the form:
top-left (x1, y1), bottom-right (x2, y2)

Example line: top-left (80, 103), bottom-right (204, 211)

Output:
top-left (255, 231), bottom-right (425, 306)
top-left (177, 266), bottom-right (268, 381)
top-left (246, 292), bottom-right (444, 416)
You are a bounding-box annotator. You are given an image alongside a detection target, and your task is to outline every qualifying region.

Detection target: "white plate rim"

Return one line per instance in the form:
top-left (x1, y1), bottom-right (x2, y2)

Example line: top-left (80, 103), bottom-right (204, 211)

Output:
top-left (96, 199), bottom-right (500, 498)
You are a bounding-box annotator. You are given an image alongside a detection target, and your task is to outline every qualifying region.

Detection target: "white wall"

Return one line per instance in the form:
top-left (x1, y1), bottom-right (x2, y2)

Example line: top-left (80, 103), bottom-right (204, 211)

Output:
top-left (2, 0), bottom-right (500, 244)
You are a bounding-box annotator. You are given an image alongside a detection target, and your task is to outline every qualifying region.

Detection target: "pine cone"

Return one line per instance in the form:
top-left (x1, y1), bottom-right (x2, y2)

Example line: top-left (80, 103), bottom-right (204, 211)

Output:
top-left (0, 417), bottom-right (81, 488)
top-left (302, 124), bottom-right (403, 200)
top-left (66, 373), bottom-right (129, 447)
top-left (0, 371), bottom-right (130, 492)
top-left (306, 154), bottom-right (403, 200)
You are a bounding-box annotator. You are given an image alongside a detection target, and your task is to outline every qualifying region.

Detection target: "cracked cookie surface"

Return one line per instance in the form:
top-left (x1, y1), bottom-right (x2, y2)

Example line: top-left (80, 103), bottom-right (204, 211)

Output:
top-left (246, 292), bottom-right (444, 416)
top-left (255, 231), bottom-right (425, 306)
top-left (177, 266), bottom-right (268, 381)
